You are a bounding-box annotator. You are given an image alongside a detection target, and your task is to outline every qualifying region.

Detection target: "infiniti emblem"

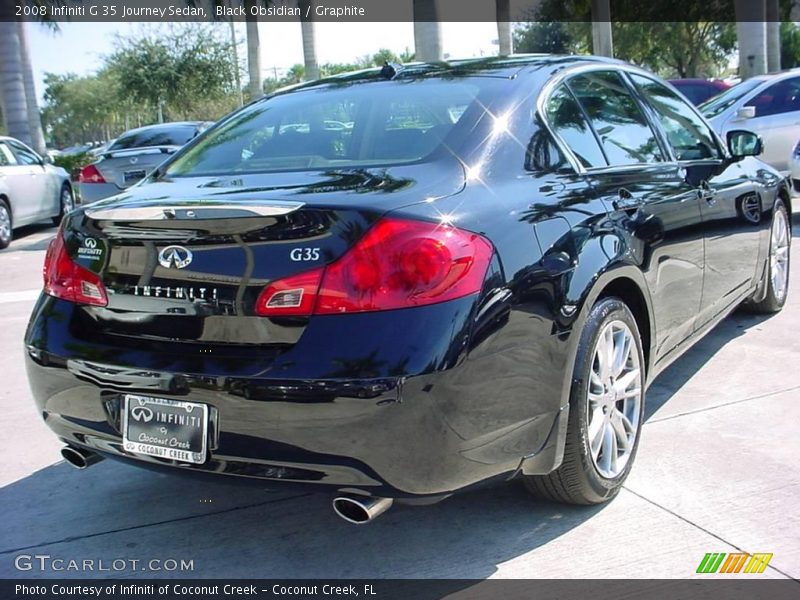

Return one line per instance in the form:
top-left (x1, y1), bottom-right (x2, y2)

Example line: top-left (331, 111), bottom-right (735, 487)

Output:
top-left (130, 406), bottom-right (154, 422)
top-left (158, 245), bottom-right (193, 269)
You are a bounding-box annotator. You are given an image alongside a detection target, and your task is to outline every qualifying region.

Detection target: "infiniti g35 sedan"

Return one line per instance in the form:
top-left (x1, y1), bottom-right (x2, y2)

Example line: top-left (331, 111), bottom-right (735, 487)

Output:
top-left (0, 136), bottom-right (74, 249)
top-left (25, 56), bottom-right (791, 524)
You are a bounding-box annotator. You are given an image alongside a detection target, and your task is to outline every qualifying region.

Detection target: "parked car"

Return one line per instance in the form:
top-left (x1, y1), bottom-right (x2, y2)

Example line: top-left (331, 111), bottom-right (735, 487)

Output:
top-left (26, 56), bottom-right (791, 524)
top-left (790, 139), bottom-right (800, 194)
top-left (700, 69), bottom-right (800, 173)
top-left (668, 78), bottom-right (730, 105)
top-left (79, 122), bottom-right (209, 204)
top-left (0, 136), bottom-right (74, 249)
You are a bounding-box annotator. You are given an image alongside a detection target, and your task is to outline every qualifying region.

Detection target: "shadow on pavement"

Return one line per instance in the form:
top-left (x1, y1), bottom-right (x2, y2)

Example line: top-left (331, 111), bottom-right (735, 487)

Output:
top-left (0, 457), bottom-right (605, 579)
top-left (3, 223), bottom-right (57, 252)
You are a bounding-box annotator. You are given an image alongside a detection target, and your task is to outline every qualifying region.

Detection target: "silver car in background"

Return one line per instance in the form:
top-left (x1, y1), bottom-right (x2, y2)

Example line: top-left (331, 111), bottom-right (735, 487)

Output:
top-left (78, 122), bottom-right (209, 204)
top-left (701, 69), bottom-right (800, 174)
top-left (0, 136), bottom-right (73, 249)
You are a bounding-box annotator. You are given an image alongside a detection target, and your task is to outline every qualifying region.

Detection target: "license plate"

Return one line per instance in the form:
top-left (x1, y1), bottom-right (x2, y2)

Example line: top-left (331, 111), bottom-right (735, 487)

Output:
top-left (122, 395), bottom-right (208, 464)
top-left (123, 169), bottom-right (146, 183)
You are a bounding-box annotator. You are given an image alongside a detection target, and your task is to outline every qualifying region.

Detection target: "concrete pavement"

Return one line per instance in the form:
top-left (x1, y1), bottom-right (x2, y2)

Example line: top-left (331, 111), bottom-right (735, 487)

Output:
top-left (0, 218), bottom-right (798, 580)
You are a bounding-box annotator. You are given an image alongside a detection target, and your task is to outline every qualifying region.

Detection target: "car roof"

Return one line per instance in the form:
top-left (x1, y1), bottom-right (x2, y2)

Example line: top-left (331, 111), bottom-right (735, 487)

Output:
top-left (273, 54), bottom-right (627, 95)
top-left (117, 122), bottom-right (205, 136)
top-left (747, 68), bottom-right (800, 85)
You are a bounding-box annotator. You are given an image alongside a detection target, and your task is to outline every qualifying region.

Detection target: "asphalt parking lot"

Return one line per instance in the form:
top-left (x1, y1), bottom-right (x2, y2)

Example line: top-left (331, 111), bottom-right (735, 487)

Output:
top-left (0, 217), bottom-right (798, 580)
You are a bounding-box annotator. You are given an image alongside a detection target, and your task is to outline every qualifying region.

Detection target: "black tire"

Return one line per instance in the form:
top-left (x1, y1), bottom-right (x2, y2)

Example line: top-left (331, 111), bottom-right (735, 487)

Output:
top-left (523, 297), bottom-right (646, 505)
top-left (52, 185), bottom-right (74, 227)
top-left (744, 199), bottom-right (790, 314)
top-left (0, 199), bottom-right (12, 250)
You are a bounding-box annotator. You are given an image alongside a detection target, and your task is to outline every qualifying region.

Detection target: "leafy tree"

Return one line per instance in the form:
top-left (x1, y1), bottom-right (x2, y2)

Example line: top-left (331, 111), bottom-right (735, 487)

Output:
top-left (513, 22), bottom-right (576, 54)
top-left (105, 24), bottom-right (239, 123)
top-left (780, 22), bottom-right (800, 70)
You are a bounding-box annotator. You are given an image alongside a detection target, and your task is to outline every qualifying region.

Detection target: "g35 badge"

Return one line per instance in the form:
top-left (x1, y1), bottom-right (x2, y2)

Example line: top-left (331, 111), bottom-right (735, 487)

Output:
top-left (290, 247), bottom-right (321, 262)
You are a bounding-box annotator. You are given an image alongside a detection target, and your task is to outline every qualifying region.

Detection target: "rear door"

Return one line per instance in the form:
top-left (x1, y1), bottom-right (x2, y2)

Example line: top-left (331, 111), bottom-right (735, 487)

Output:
top-left (562, 70), bottom-right (706, 357)
top-left (629, 74), bottom-right (761, 325)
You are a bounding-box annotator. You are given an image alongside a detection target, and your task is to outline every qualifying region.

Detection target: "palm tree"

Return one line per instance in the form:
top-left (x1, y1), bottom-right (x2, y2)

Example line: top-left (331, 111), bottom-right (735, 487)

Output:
top-left (244, 1), bottom-right (263, 98)
top-left (17, 22), bottom-right (47, 154)
top-left (766, 0), bottom-right (780, 72)
top-left (298, 0), bottom-right (320, 81)
top-left (735, 0), bottom-right (767, 78)
top-left (0, 22), bottom-right (33, 146)
top-left (413, 0), bottom-right (443, 62)
top-left (591, 0), bottom-right (613, 57)
top-left (496, 0), bottom-right (512, 55)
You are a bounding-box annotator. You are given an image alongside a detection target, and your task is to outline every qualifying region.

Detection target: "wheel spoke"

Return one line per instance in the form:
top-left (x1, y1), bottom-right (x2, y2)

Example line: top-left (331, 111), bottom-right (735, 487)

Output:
top-left (610, 412), bottom-right (630, 451)
top-left (615, 368), bottom-right (640, 394)
top-left (612, 331), bottom-right (630, 378)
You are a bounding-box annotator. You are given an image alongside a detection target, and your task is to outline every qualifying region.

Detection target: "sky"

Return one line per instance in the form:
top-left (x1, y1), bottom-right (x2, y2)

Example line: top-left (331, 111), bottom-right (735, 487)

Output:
top-left (25, 21), bottom-right (501, 102)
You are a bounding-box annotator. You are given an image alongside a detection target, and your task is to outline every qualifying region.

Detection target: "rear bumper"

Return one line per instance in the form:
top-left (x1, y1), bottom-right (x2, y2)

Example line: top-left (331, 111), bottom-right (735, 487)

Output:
top-left (25, 295), bottom-right (568, 498)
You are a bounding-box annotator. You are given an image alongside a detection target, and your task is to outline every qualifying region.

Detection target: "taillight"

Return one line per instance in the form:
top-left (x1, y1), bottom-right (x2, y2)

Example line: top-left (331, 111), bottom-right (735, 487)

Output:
top-left (43, 232), bottom-right (108, 306)
top-left (255, 218), bottom-right (493, 316)
top-left (79, 164), bottom-right (106, 184)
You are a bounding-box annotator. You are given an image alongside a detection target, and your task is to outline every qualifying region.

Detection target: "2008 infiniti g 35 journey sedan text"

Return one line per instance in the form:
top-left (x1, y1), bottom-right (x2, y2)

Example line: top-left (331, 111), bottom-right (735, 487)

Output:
top-left (25, 56), bottom-right (791, 524)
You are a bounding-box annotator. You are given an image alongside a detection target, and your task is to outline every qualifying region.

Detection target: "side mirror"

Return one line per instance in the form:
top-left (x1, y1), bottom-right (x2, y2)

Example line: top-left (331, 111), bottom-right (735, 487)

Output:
top-left (43, 155), bottom-right (53, 164)
top-left (727, 130), bottom-right (763, 159)
top-left (736, 106), bottom-right (756, 120)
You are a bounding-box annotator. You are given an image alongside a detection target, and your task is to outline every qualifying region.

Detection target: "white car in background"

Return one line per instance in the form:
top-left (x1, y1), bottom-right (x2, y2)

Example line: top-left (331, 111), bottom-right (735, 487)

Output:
top-left (0, 136), bottom-right (74, 249)
top-left (790, 140), bottom-right (800, 195)
top-left (701, 69), bottom-right (800, 174)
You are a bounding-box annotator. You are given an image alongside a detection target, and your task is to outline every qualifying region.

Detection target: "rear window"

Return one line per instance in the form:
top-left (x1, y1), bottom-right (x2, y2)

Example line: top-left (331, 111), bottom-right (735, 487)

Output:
top-left (109, 125), bottom-right (199, 151)
top-left (165, 80), bottom-right (487, 176)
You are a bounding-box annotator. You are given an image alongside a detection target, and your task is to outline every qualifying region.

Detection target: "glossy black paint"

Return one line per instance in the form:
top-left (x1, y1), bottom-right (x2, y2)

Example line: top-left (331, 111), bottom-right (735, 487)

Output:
top-left (25, 56), bottom-right (790, 499)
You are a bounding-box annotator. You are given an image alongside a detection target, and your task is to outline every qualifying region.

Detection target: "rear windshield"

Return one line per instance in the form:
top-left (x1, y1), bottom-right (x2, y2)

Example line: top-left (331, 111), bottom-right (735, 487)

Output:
top-left (165, 79), bottom-right (491, 176)
top-left (109, 125), bottom-right (199, 151)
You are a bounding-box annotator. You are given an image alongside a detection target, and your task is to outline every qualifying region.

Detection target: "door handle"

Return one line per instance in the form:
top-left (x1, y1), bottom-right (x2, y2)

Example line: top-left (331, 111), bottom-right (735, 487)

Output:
top-left (613, 188), bottom-right (643, 212)
top-left (697, 181), bottom-right (717, 204)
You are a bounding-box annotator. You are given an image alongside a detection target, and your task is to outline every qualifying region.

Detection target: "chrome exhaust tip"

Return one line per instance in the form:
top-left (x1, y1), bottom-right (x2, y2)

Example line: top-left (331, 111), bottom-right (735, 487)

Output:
top-left (61, 445), bottom-right (103, 470)
top-left (332, 495), bottom-right (393, 524)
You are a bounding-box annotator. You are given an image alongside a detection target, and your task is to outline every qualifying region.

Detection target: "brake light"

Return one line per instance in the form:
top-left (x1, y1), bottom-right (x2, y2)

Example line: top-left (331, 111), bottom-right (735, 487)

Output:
top-left (79, 164), bottom-right (106, 184)
top-left (43, 232), bottom-right (108, 306)
top-left (255, 218), bottom-right (493, 316)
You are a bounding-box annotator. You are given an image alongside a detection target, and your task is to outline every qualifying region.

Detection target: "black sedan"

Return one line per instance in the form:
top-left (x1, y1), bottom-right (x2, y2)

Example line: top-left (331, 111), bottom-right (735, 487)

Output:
top-left (25, 56), bottom-right (791, 524)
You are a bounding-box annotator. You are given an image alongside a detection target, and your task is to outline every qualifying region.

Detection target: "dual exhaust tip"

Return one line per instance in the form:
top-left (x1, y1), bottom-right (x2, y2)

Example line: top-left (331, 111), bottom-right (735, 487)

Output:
top-left (332, 495), bottom-right (393, 524)
top-left (61, 445), bottom-right (392, 524)
top-left (61, 445), bottom-right (104, 470)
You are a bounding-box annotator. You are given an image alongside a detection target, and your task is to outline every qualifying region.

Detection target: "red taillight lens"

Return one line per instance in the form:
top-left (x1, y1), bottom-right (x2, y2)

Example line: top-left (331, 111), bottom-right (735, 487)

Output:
top-left (79, 164), bottom-right (106, 184)
top-left (255, 218), bottom-right (493, 317)
top-left (43, 232), bottom-right (108, 306)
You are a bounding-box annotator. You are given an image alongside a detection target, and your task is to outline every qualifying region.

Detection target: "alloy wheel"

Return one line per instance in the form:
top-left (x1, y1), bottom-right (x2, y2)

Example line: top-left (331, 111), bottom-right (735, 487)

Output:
top-left (586, 320), bottom-right (642, 479)
top-left (61, 188), bottom-right (74, 216)
top-left (770, 208), bottom-right (790, 302)
top-left (0, 205), bottom-right (11, 246)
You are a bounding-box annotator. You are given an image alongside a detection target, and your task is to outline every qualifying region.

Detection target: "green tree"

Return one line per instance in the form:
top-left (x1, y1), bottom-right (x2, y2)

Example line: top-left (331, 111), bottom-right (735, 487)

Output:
top-left (780, 22), bottom-right (800, 70)
top-left (105, 24), bottom-right (239, 123)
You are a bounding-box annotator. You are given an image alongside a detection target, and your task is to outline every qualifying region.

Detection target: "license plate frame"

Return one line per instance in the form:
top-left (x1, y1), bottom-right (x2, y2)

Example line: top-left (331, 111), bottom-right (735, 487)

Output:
top-left (122, 394), bottom-right (209, 464)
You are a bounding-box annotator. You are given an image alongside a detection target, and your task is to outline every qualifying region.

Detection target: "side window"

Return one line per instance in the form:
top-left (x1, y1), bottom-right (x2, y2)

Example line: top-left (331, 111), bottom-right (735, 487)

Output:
top-left (6, 140), bottom-right (41, 166)
top-left (543, 84), bottom-right (607, 168)
top-left (745, 77), bottom-right (800, 117)
top-left (0, 143), bottom-right (15, 167)
top-left (567, 71), bottom-right (665, 166)
top-left (631, 74), bottom-right (720, 161)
